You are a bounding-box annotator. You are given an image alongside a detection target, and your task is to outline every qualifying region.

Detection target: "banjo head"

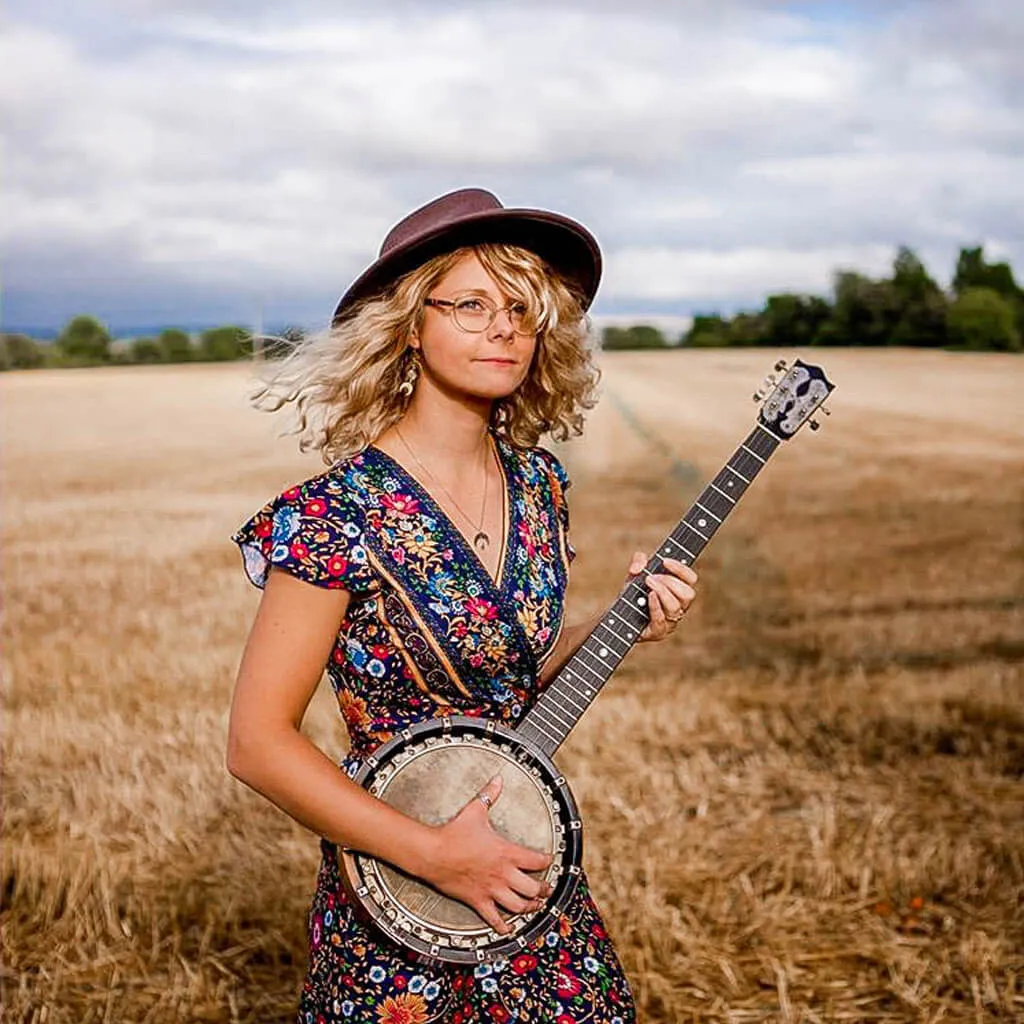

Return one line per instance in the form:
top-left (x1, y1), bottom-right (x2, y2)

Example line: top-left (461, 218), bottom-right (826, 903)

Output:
top-left (341, 716), bottom-right (582, 963)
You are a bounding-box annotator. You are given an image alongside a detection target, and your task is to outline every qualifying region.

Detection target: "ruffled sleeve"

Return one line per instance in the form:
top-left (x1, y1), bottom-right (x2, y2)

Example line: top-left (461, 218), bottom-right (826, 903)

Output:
top-left (536, 447), bottom-right (576, 565)
top-left (231, 473), bottom-right (377, 594)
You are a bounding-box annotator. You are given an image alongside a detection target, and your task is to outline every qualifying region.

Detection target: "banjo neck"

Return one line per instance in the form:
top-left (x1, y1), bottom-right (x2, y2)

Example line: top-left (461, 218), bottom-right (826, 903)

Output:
top-left (516, 423), bottom-right (781, 758)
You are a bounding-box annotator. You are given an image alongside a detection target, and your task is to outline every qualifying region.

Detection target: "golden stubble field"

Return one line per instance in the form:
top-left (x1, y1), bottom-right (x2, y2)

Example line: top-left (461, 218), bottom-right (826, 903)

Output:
top-left (2, 350), bottom-right (1023, 1023)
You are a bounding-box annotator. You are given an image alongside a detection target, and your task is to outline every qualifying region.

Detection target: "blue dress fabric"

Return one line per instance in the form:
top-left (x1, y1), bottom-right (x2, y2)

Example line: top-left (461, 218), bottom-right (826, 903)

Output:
top-left (233, 439), bottom-right (636, 1024)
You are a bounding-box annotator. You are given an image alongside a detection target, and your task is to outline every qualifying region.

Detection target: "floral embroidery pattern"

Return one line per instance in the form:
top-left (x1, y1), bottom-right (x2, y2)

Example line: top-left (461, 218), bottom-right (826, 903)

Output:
top-left (233, 439), bottom-right (634, 1023)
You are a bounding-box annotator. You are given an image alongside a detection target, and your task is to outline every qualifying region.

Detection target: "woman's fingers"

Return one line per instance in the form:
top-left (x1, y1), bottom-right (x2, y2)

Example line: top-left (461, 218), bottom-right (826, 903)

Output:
top-left (463, 773), bottom-right (503, 818)
top-left (650, 573), bottom-right (696, 615)
top-left (661, 556), bottom-right (698, 585)
top-left (473, 898), bottom-right (511, 935)
top-left (506, 868), bottom-right (550, 901)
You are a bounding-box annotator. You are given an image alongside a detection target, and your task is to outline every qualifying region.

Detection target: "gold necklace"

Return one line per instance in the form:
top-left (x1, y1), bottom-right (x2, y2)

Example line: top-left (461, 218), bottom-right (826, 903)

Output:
top-left (395, 426), bottom-right (493, 553)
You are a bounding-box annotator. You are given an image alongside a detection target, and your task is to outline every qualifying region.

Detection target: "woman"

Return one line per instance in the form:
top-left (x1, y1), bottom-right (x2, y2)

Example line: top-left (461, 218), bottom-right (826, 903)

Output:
top-left (228, 188), bottom-right (697, 1024)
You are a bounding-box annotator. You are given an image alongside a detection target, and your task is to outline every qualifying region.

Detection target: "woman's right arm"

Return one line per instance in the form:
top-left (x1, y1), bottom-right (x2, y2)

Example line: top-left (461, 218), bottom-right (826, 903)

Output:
top-left (226, 567), bottom-right (550, 933)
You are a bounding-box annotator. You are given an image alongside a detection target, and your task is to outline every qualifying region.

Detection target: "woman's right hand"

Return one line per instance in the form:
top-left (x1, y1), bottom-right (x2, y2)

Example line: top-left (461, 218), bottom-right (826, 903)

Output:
top-left (416, 775), bottom-right (553, 935)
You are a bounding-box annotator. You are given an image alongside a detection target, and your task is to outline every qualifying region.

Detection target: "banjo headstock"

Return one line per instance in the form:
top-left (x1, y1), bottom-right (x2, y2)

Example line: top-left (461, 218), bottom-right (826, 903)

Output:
top-left (754, 358), bottom-right (835, 439)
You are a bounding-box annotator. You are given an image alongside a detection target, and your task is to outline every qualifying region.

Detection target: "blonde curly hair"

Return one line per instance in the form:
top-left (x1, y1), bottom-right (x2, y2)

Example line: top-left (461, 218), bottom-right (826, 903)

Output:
top-left (253, 244), bottom-right (600, 464)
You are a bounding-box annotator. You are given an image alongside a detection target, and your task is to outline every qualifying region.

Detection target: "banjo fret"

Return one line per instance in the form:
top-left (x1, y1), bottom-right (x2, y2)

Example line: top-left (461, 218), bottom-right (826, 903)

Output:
top-left (519, 423), bottom-right (784, 757)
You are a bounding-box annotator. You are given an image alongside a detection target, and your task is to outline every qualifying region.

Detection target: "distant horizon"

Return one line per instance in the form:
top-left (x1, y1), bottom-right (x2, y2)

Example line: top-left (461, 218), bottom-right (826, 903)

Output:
top-left (2, 312), bottom-right (697, 342)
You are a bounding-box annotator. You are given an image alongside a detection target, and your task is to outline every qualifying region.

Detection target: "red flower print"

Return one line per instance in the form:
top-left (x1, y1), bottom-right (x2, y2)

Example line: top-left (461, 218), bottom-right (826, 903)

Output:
top-left (517, 520), bottom-right (537, 557)
top-left (556, 1015), bottom-right (577, 1024)
top-left (380, 492), bottom-right (421, 516)
top-left (370, 644), bottom-right (390, 660)
top-left (556, 966), bottom-right (582, 998)
top-left (393, 974), bottom-right (407, 990)
top-left (255, 520), bottom-right (273, 538)
top-left (453, 975), bottom-right (465, 992)
top-left (511, 953), bottom-right (538, 975)
top-left (590, 921), bottom-right (607, 939)
top-left (282, 486), bottom-right (301, 500)
top-left (488, 1006), bottom-right (511, 1023)
top-left (290, 540), bottom-right (309, 560)
top-left (327, 554), bottom-right (349, 577)
top-left (557, 948), bottom-right (571, 965)
top-left (304, 498), bottom-right (327, 517)
top-left (465, 597), bottom-right (497, 620)
top-left (392, 547), bottom-right (406, 564)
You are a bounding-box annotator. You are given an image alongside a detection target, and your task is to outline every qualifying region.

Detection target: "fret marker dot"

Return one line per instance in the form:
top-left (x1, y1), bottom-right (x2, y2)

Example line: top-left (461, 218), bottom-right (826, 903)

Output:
top-left (585, 689), bottom-right (592, 696)
top-left (698, 518), bottom-right (707, 528)
top-left (727, 480), bottom-right (734, 488)
top-left (663, 546), bottom-right (672, 555)
top-left (637, 596), bottom-right (646, 607)
top-left (626, 632), bottom-right (633, 640)
top-left (599, 647), bottom-right (608, 658)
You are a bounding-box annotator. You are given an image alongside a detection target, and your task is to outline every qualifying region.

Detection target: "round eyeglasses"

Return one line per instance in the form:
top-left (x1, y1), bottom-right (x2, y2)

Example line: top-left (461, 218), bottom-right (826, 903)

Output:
top-left (423, 294), bottom-right (538, 335)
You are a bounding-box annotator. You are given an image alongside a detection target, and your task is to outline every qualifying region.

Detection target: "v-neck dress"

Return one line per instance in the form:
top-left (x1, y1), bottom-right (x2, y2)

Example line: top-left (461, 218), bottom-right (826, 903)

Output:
top-left (233, 439), bottom-right (636, 1024)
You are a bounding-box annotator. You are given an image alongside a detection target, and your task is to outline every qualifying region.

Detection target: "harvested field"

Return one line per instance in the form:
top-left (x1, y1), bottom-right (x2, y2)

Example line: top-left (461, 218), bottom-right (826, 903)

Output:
top-left (3, 349), bottom-right (1023, 1022)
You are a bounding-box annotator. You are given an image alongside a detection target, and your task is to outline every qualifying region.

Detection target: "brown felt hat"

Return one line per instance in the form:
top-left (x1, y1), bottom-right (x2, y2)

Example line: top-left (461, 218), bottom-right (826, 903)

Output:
top-left (332, 188), bottom-right (601, 324)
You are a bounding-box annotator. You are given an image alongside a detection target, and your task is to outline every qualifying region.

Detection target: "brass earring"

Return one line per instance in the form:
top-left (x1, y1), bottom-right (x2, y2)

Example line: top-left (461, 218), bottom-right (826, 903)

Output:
top-left (398, 351), bottom-right (420, 398)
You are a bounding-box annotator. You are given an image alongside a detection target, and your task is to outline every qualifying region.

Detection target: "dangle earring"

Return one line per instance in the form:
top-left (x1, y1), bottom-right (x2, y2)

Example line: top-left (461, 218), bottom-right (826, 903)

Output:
top-left (398, 350), bottom-right (420, 399)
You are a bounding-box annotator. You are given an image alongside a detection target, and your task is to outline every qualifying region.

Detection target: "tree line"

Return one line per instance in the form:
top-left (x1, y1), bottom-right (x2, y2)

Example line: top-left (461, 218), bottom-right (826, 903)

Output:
top-left (602, 245), bottom-right (1022, 352)
top-left (2, 244), bottom-right (1020, 370)
top-left (0, 319), bottom-right (293, 371)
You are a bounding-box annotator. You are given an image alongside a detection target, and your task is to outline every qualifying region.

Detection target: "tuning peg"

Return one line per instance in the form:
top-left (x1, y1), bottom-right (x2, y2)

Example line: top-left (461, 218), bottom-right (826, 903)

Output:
top-left (821, 406), bottom-right (832, 416)
top-left (774, 359), bottom-right (788, 372)
top-left (809, 419), bottom-right (820, 431)
top-left (752, 390), bottom-right (765, 402)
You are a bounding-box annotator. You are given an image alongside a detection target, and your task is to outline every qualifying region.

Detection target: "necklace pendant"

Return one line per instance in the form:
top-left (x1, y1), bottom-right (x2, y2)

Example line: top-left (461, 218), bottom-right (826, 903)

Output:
top-left (473, 531), bottom-right (490, 552)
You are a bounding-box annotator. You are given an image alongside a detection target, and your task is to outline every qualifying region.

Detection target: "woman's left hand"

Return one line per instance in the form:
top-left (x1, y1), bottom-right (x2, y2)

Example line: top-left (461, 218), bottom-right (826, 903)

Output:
top-left (626, 552), bottom-right (698, 642)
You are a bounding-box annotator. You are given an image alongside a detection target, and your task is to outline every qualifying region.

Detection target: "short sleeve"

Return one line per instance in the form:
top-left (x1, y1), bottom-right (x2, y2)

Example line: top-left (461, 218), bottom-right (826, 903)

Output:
top-left (231, 474), bottom-right (376, 594)
top-left (535, 447), bottom-right (576, 565)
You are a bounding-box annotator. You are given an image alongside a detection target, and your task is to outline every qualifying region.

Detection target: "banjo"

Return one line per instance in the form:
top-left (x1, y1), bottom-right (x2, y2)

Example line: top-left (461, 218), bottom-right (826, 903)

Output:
top-left (340, 358), bottom-right (835, 963)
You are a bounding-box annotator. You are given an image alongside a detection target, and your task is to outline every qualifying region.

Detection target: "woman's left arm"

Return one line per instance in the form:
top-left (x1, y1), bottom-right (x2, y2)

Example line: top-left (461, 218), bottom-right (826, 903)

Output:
top-left (539, 554), bottom-right (698, 685)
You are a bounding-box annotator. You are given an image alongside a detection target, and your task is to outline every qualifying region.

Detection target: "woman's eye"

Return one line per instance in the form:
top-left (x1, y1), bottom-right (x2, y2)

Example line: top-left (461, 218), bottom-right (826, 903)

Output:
top-left (510, 303), bottom-right (528, 317)
top-left (457, 299), bottom-right (486, 313)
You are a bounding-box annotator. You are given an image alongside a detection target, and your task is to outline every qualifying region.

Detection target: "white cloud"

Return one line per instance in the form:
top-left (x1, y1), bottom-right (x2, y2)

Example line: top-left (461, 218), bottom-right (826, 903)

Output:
top-left (1, 1), bottom-right (1022, 328)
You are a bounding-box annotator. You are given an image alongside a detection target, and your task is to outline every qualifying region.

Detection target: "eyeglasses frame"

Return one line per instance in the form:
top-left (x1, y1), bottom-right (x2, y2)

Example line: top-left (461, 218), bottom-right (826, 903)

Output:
top-left (423, 294), bottom-right (538, 336)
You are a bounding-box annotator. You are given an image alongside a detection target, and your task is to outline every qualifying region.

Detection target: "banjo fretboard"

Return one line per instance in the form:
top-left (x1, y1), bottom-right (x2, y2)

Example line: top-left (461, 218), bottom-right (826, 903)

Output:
top-left (517, 423), bottom-right (781, 757)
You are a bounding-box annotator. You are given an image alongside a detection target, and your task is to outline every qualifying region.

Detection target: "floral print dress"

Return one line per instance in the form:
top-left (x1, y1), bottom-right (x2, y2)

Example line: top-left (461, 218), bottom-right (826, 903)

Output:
top-left (233, 439), bottom-right (635, 1024)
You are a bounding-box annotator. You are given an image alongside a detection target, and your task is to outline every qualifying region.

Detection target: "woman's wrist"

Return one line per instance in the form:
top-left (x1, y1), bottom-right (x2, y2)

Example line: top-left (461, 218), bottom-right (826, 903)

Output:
top-left (393, 817), bottom-right (443, 880)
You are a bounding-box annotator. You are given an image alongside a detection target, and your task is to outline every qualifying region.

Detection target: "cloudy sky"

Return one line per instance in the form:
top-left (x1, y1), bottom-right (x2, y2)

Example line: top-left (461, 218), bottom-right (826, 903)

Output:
top-left (2, 0), bottom-right (1021, 333)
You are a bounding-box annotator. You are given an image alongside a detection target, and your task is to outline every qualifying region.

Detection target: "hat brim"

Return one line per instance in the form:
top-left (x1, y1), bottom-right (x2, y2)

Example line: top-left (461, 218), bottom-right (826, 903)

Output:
top-left (332, 208), bottom-right (601, 324)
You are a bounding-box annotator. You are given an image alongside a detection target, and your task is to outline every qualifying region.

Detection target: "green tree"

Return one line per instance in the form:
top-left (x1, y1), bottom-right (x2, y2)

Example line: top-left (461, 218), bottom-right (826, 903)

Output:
top-left (684, 315), bottom-right (730, 347)
top-left (728, 312), bottom-right (767, 346)
top-left (946, 288), bottom-right (1021, 352)
top-left (888, 247), bottom-right (948, 347)
top-left (601, 324), bottom-right (667, 350)
top-left (0, 334), bottom-right (45, 370)
top-left (822, 271), bottom-right (899, 346)
top-left (953, 247), bottom-right (1021, 300)
top-left (759, 294), bottom-right (830, 347)
top-left (158, 328), bottom-right (193, 362)
top-left (56, 315), bottom-right (111, 363)
top-left (198, 325), bottom-right (253, 361)
top-left (130, 337), bottom-right (163, 363)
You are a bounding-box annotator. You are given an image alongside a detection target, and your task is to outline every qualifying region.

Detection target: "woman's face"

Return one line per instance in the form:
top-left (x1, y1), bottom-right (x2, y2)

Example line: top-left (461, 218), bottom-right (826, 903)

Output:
top-left (412, 251), bottom-right (538, 404)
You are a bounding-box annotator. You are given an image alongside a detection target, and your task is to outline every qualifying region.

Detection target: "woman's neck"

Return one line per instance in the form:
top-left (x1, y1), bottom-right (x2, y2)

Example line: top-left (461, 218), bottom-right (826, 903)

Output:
top-left (393, 382), bottom-right (493, 465)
